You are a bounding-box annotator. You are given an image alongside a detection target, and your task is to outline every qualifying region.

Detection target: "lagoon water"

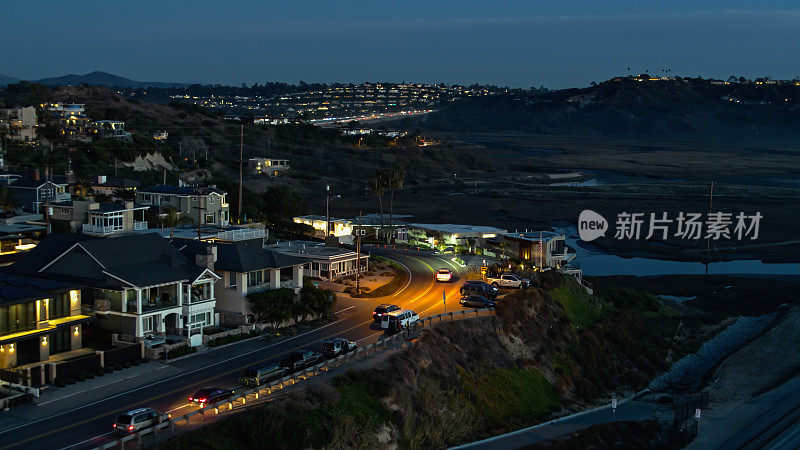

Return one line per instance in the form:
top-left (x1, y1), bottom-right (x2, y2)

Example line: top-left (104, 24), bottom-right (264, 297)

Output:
top-left (554, 226), bottom-right (800, 277)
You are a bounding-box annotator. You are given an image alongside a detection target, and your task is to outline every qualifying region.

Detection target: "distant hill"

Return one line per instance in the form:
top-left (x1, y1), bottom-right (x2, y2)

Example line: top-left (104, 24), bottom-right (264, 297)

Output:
top-left (20, 71), bottom-right (190, 89)
top-left (404, 78), bottom-right (800, 147)
top-left (0, 74), bottom-right (20, 86)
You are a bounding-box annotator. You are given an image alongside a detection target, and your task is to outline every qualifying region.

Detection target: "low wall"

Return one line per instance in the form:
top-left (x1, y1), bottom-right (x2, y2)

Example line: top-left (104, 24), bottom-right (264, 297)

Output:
top-left (202, 325), bottom-right (255, 345)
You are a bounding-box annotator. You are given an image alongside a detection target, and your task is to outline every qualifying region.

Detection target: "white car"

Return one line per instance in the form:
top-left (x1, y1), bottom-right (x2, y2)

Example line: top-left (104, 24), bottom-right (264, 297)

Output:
top-left (381, 309), bottom-right (420, 331)
top-left (436, 268), bottom-right (452, 282)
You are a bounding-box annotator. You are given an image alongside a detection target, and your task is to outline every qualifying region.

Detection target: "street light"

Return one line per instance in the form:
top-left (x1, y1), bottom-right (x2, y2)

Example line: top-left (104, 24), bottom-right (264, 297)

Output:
top-left (326, 183), bottom-right (342, 237)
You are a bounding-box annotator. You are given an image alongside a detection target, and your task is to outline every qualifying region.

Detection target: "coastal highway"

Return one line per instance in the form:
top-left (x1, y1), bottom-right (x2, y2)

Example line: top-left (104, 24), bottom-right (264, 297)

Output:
top-left (0, 250), bottom-right (468, 450)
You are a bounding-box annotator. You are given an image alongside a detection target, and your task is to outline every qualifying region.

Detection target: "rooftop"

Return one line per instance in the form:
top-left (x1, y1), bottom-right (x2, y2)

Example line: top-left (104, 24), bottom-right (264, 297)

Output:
top-left (269, 240), bottom-right (361, 260)
top-left (138, 185), bottom-right (226, 196)
top-left (173, 240), bottom-right (307, 273)
top-left (0, 272), bottom-right (80, 306)
top-left (501, 231), bottom-right (565, 242)
top-left (407, 223), bottom-right (507, 235)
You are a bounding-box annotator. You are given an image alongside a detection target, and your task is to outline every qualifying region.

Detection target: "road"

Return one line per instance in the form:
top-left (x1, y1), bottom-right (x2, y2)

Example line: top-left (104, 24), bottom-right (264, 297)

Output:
top-left (0, 250), bottom-right (468, 450)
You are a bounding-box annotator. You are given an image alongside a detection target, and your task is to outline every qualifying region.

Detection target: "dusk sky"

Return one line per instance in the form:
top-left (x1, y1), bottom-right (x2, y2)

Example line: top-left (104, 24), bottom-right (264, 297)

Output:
top-left (3, 1), bottom-right (800, 88)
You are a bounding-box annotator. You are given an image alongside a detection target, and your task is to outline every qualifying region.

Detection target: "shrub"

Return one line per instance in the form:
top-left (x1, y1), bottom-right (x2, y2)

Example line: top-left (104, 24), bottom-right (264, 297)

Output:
top-left (167, 345), bottom-right (197, 359)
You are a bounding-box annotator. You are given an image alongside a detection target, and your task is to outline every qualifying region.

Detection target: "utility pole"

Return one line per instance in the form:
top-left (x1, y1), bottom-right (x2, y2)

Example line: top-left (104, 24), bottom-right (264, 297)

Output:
top-left (193, 191), bottom-right (205, 241)
top-left (238, 124), bottom-right (243, 223)
top-left (356, 212), bottom-right (362, 294)
top-left (325, 183), bottom-right (331, 237)
top-left (45, 199), bottom-right (51, 236)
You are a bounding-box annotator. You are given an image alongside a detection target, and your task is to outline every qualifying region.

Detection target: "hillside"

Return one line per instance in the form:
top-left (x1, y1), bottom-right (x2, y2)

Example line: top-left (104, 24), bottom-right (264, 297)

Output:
top-left (405, 78), bottom-right (800, 147)
top-left (156, 274), bottom-right (709, 449)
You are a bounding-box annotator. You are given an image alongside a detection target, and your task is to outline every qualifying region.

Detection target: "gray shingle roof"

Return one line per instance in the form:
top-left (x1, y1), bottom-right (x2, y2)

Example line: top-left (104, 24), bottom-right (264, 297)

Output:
top-left (173, 239), bottom-right (307, 273)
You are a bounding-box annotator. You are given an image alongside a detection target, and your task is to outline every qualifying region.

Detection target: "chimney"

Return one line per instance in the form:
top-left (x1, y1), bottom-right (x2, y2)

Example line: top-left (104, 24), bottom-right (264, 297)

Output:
top-left (33, 169), bottom-right (40, 181)
top-left (124, 201), bottom-right (134, 209)
top-left (195, 244), bottom-right (217, 270)
top-left (97, 175), bottom-right (107, 184)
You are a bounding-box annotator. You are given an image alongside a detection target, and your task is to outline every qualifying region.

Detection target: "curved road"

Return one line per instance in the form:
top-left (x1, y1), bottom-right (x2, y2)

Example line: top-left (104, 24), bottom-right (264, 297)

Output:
top-left (0, 250), bottom-right (468, 450)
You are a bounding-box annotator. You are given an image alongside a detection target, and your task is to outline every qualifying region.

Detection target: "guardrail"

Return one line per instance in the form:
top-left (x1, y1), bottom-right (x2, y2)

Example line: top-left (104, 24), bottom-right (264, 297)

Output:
top-left (93, 307), bottom-right (494, 449)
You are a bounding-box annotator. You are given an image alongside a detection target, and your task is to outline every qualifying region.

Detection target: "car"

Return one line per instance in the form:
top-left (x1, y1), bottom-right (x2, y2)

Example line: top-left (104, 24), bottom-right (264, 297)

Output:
top-left (280, 349), bottom-right (323, 372)
top-left (143, 334), bottom-right (166, 348)
top-left (460, 280), bottom-right (498, 299)
top-left (320, 338), bottom-right (357, 358)
top-left (373, 304), bottom-right (400, 322)
top-left (441, 246), bottom-right (455, 254)
top-left (459, 295), bottom-right (495, 308)
top-left (436, 268), bottom-right (452, 282)
top-left (486, 274), bottom-right (530, 289)
top-left (113, 407), bottom-right (169, 434)
top-left (381, 309), bottom-right (420, 331)
top-left (240, 364), bottom-right (286, 387)
top-left (189, 387), bottom-right (235, 405)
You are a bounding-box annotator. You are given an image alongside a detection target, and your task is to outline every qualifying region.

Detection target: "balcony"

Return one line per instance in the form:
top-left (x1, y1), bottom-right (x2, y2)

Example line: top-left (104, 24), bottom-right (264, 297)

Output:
top-left (217, 228), bottom-right (265, 241)
top-left (82, 224), bottom-right (115, 235)
top-left (133, 221), bottom-right (148, 231)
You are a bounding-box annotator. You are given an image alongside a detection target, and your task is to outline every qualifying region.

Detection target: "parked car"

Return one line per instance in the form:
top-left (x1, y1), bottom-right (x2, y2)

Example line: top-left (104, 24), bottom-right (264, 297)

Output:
top-left (441, 246), bottom-right (455, 254)
top-left (436, 268), bottom-right (452, 282)
top-left (459, 295), bottom-right (496, 308)
top-left (460, 280), bottom-right (498, 299)
top-left (113, 407), bottom-right (169, 434)
top-left (143, 334), bottom-right (166, 348)
top-left (321, 338), bottom-right (357, 358)
top-left (486, 274), bottom-right (530, 289)
top-left (189, 387), bottom-right (235, 405)
top-left (373, 304), bottom-right (400, 322)
top-left (240, 363), bottom-right (286, 387)
top-left (381, 309), bottom-right (420, 331)
top-left (280, 350), bottom-right (323, 372)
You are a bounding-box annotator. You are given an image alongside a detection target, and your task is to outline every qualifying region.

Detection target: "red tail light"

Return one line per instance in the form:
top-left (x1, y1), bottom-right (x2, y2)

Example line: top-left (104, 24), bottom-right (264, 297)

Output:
top-left (199, 398), bottom-right (207, 403)
top-left (189, 397), bottom-right (193, 401)
top-left (128, 425), bottom-right (134, 431)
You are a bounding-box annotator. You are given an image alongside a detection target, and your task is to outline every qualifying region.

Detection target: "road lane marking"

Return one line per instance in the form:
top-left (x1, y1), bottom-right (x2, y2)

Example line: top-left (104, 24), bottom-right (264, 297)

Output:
top-left (356, 331), bottom-right (383, 343)
top-left (0, 318), bottom-right (347, 437)
top-left (0, 318), bottom-right (379, 449)
top-left (334, 306), bottom-right (355, 314)
top-left (389, 259), bottom-right (413, 297)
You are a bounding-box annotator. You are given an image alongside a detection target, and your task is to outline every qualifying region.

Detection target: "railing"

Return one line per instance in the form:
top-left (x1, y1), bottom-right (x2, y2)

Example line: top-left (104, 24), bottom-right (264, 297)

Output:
top-left (133, 221), bottom-right (148, 230)
top-left (94, 308), bottom-right (494, 449)
top-left (82, 224), bottom-right (115, 235)
top-left (217, 228), bottom-right (265, 241)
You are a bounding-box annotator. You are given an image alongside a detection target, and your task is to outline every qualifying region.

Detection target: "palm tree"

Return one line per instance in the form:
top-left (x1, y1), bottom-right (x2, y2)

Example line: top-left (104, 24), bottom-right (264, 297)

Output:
top-left (386, 165), bottom-right (405, 237)
top-left (368, 170), bottom-right (387, 228)
top-left (162, 206), bottom-right (193, 237)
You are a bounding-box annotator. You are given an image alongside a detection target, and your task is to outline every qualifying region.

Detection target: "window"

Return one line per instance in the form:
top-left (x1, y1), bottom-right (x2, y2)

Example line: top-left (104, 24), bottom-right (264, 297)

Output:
top-left (142, 316), bottom-right (155, 333)
top-left (49, 294), bottom-right (70, 319)
top-left (247, 270), bottom-right (263, 287)
top-left (228, 272), bottom-right (237, 289)
top-left (190, 312), bottom-right (210, 325)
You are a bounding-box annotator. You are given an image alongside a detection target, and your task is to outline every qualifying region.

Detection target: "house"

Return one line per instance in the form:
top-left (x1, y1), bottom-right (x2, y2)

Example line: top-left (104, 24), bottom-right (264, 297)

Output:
top-left (136, 185), bottom-right (230, 226)
top-left (89, 176), bottom-right (141, 199)
top-left (249, 158), bottom-right (290, 177)
top-left (492, 231), bottom-right (575, 268)
top-left (46, 103), bottom-right (91, 140)
top-left (174, 240), bottom-right (307, 325)
top-left (350, 213), bottom-right (412, 242)
top-left (49, 200), bottom-right (149, 236)
top-left (293, 215), bottom-right (352, 238)
top-left (91, 120), bottom-right (132, 142)
top-left (6, 234), bottom-right (220, 344)
top-left (0, 272), bottom-right (91, 369)
top-left (404, 223), bottom-right (507, 250)
top-left (269, 240), bottom-right (368, 282)
top-left (6, 172), bottom-right (71, 212)
top-left (0, 106), bottom-right (37, 142)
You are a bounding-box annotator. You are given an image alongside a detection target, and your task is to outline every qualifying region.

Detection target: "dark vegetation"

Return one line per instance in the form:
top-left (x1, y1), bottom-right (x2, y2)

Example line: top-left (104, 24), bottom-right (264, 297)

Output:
top-left (525, 420), bottom-right (691, 450)
top-left (247, 280), bottom-right (335, 326)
